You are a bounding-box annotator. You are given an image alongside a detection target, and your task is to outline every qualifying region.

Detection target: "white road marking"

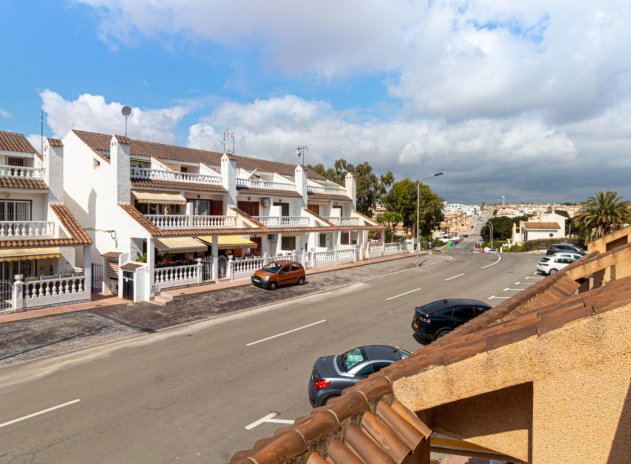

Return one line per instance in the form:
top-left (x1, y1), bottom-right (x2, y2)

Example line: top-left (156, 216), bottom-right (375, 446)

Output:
top-left (245, 412), bottom-right (295, 430)
top-left (445, 273), bottom-right (464, 281)
top-left (514, 282), bottom-right (522, 285)
top-left (488, 295), bottom-right (510, 300)
top-left (385, 287), bottom-right (422, 301)
top-left (525, 276), bottom-right (543, 280)
top-left (481, 254), bottom-right (502, 269)
top-left (246, 320), bottom-right (327, 346)
top-left (0, 399), bottom-right (80, 429)
top-left (503, 288), bottom-right (522, 292)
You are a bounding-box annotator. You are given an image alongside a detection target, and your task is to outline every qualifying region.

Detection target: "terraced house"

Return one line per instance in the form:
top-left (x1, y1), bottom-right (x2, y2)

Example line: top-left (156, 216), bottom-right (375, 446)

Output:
top-left (60, 130), bottom-right (388, 303)
top-left (0, 131), bottom-right (92, 313)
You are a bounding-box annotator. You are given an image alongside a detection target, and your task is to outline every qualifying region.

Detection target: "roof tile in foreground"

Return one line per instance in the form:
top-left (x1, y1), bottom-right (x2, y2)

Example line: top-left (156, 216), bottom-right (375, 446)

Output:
top-left (0, 177), bottom-right (47, 190)
top-left (0, 131), bottom-right (38, 154)
top-left (231, 245), bottom-right (631, 463)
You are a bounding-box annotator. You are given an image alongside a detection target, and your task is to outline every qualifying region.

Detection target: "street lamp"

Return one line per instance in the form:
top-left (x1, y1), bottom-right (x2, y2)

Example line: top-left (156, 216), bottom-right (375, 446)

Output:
top-left (417, 172), bottom-right (444, 267)
top-left (297, 145), bottom-right (309, 166)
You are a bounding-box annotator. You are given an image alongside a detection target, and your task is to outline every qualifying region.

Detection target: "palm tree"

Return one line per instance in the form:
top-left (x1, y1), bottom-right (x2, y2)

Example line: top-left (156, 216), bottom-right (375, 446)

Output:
top-left (574, 192), bottom-right (631, 240)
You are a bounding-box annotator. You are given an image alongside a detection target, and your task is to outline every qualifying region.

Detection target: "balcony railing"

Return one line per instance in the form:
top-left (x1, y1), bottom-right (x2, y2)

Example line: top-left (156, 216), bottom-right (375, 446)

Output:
top-left (254, 216), bottom-right (310, 227)
top-left (0, 221), bottom-right (55, 239)
top-left (0, 165), bottom-right (43, 179)
top-left (326, 217), bottom-right (362, 226)
top-left (236, 178), bottom-right (296, 191)
top-left (307, 185), bottom-right (346, 195)
top-left (145, 214), bottom-right (237, 230)
top-left (130, 167), bottom-right (222, 185)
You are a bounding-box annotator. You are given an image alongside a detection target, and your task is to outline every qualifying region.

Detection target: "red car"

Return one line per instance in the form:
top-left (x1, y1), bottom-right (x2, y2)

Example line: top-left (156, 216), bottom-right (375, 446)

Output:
top-left (251, 261), bottom-right (306, 290)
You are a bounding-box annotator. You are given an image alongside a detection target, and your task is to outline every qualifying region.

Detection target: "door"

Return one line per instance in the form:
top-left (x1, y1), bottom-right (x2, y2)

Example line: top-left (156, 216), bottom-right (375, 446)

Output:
top-left (307, 204), bottom-right (320, 215)
top-left (238, 201), bottom-right (260, 217)
top-left (91, 263), bottom-right (103, 293)
top-left (251, 236), bottom-right (262, 254)
top-left (210, 200), bottom-right (223, 215)
top-left (122, 270), bottom-right (134, 300)
top-left (273, 202), bottom-right (290, 216)
top-left (290, 263), bottom-right (303, 284)
top-left (0, 281), bottom-right (13, 312)
top-left (277, 264), bottom-right (292, 286)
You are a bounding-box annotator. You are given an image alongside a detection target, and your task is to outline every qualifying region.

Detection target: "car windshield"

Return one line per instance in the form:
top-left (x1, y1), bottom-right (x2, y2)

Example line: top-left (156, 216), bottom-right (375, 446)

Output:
top-left (262, 263), bottom-right (283, 274)
top-left (340, 348), bottom-right (366, 371)
top-left (399, 349), bottom-right (411, 359)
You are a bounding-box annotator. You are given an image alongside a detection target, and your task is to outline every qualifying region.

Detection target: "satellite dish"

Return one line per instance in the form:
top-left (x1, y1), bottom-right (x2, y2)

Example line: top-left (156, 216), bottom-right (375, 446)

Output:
top-left (121, 106), bottom-right (132, 116)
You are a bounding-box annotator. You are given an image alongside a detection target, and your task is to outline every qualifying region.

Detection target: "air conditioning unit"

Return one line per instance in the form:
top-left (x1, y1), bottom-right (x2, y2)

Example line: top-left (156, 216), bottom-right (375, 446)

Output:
top-left (260, 198), bottom-right (270, 208)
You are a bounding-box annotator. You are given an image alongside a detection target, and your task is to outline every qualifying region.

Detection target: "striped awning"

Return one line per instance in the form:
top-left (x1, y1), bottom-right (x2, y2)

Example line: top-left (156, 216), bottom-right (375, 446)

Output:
top-left (0, 247), bottom-right (61, 262)
top-left (154, 237), bottom-right (206, 253)
top-left (197, 235), bottom-right (258, 250)
top-left (132, 190), bottom-right (187, 205)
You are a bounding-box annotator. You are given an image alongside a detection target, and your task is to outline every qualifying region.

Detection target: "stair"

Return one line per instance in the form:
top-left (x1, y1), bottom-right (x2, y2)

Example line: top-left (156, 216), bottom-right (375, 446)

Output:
top-left (152, 291), bottom-right (175, 306)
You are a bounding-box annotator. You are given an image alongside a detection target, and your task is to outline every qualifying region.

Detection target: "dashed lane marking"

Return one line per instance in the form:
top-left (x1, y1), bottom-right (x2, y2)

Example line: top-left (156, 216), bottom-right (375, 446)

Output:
top-left (0, 399), bottom-right (81, 429)
top-left (385, 287), bottom-right (422, 301)
top-left (503, 288), bottom-right (522, 292)
top-left (445, 273), bottom-right (465, 281)
top-left (488, 295), bottom-right (510, 300)
top-left (246, 320), bottom-right (327, 346)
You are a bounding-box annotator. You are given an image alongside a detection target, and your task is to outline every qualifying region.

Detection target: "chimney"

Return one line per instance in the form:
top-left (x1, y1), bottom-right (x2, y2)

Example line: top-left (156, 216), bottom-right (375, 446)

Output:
top-left (294, 165), bottom-right (308, 207)
top-left (345, 172), bottom-right (356, 208)
top-left (43, 138), bottom-right (64, 203)
top-left (221, 153), bottom-right (237, 207)
top-left (110, 135), bottom-right (131, 203)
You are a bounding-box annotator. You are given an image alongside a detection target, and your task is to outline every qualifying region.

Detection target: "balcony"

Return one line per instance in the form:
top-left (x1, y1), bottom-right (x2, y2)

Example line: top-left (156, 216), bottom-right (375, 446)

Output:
top-left (0, 165), bottom-right (43, 179)
top-left (307, 185), bottom-right (346, 195)
top-left (131, 167), bottom-right (222, 185)
top-left (254, 216), bottom-right (310, 227)
top-left (0, 221), bottom-right (55, 239)
top-left (326, 217), bottom-right (362, 226)
top-left (145, 214), bottom-right (237, 230)
top-left (236, 178), bottom-right (296, 191)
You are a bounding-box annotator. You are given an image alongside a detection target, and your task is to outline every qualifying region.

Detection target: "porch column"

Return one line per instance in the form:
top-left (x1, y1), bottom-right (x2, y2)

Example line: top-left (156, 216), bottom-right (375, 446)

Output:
top-left (147, 237), bottom-right (155, 297)
top-left (356, 231), bottom-right (364, 261)
top-left (380, 231), bottom-right (386, 256)
top-left (185, 202), bottom-right (194, 228)
top-left (83, 245), bottom-right (93, 294)
top-left (212, 235), bottom-right (219, 283)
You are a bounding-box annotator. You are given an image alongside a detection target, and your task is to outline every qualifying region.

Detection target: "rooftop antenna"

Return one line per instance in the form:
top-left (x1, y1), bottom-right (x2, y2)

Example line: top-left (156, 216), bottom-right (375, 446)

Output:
top-left (297, 145), bottom-right (309, 166)
top-left (40, 110), bottom-right (44, 155)
top-left (121, 106), bottom-right (132, 137)
top-left (223, 131), bottom-right (236, 155)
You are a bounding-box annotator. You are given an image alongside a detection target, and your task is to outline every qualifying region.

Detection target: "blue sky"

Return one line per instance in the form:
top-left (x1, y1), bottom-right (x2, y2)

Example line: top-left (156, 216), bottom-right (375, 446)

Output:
top-left (1, 1), bottom-right (631, 203)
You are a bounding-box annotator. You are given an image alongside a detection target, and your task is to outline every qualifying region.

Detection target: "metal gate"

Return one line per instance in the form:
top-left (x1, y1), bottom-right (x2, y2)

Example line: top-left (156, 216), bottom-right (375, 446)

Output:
top-left (218, 256), bottom-right (228, 279)
top-left (202, 256), bottom-right (213, 282)
top-left (0, 281), bottom-right (14, 312)
top-left (91, 263), bottom-right (103, 293)
top-left (122, 271), bottom-right (134, 300)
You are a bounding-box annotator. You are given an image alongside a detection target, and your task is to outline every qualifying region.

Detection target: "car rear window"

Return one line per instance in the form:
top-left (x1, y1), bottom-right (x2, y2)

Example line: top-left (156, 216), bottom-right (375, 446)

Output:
top-left (340, 348), bottom-right (366, 371)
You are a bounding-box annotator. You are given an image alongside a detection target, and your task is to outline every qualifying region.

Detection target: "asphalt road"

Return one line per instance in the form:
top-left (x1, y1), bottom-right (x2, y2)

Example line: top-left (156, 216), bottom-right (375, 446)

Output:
top-left (0, 245), bottom-right (542, 464)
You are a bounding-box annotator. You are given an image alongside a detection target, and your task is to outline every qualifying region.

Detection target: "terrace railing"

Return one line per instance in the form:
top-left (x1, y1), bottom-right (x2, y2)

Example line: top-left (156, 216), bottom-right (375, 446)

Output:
top-left (130, 167), bottom-right (222, 185)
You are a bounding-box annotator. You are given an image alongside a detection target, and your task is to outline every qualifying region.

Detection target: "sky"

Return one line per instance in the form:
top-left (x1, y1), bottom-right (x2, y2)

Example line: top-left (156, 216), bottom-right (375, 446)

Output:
top-left (1, 0), bottom-right (630, 204)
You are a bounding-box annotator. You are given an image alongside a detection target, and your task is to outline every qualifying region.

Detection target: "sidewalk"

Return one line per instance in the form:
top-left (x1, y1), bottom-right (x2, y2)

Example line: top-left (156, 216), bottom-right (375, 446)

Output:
top-left (0, 251), bottom-right (425, 325)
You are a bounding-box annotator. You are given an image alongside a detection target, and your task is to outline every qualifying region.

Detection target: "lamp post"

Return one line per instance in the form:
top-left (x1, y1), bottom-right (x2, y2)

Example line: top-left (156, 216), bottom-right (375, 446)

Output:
top-left (417, 172), bottom-right (444, 267)
top-left (297, 145), bottom-right (309, 166)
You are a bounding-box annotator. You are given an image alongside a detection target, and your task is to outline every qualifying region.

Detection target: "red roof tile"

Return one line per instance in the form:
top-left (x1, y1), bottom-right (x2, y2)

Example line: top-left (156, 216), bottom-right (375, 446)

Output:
top-left (0, 177), bottom-right (47, 190)
top-left (0, 131), bottom-right (38, 154)
top-left (523, 221), bottom-right (561, 229)
top-left (131, 179), bottom-right (227, 194)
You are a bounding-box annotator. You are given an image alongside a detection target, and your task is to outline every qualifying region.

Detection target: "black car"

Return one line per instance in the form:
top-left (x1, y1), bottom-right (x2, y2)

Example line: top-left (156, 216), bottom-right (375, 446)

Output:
top-left (546, 243), bottom-right (586, 256)
top-left (308, 345), bottom-right (410, 407)
top-left (411, 298), bottom-right (491, 341)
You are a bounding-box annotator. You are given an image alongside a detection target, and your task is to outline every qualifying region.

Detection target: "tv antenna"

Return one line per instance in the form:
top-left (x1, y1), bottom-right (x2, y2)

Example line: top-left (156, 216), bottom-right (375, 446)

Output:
top-left (121, 106), bottom-right (132, 137)
top-left (223, 131), bottom-right (236, 154)
top-left (297, 145), bottom-right (309, 166)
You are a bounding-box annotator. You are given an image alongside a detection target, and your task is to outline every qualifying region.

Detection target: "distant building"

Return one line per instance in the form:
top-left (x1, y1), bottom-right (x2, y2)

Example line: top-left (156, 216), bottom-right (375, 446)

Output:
top-left (512, 211), bottom-right (567, 243)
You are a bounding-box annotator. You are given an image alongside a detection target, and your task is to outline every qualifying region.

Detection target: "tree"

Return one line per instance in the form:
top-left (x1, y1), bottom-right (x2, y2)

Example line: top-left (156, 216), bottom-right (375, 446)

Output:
top-left (480, 216), bottom-right (514, 242)
top-left (573, 191), bottom-right (631, 240)
top-left (377, 211), bottom-right (403, 242)
top-left (382, 179), bottom-right (444, 237)
top-left (308, 159), bottom-right (393, 216)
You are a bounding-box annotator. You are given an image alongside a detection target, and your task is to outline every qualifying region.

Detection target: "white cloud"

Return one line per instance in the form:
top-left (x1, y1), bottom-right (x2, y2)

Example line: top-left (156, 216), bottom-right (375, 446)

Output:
top-left (0, 108), bottom-right (11, 119)
top-left (40, 90), bottom-right (189, 143)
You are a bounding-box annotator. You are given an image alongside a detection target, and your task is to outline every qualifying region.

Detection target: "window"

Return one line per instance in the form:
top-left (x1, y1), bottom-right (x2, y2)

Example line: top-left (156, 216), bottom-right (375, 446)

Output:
top-left (281, 236), bottom-right (296, 250)
top-left (475, 306), bottom-right (489, 315)
top-left (291, 263), bottom-right (301, 271)
top-left (263, 263), bottom-right (283, 274)
top-left (7, 157), bottom-right (25, 167)
top-left (319, 233), bottom-right (327, 248)
top-left (181, 166), bottom-right (188, 173)
top-left (452, 306), bottom-right (475, 320)
top-left (93, 159), bottom-right (101, 169)
top-left (190, 199), bottom-right (210, 215)
top-left (340, 232), bottom-right (350, 245)
top-left (273, 202), bottom-right (290, 216)
top-left (340, 348), bottom-right (365, 371)
top-left (278, 265), bottom-right (289, 274)
top-left (356, 364), bottom-right (376, 377)
top-left (0, 201), bottom-right (31, 221)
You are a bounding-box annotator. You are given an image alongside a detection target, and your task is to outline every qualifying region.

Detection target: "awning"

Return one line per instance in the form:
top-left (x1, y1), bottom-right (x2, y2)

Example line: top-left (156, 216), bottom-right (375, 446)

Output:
top-left (0, 247), bottom-right (61, 262)
top-left (154, 237), bottom-right (206, 253)
top-left (132, 190), bottom-right (187, 205)
top-left (197, 235), bottom-right (258, 250)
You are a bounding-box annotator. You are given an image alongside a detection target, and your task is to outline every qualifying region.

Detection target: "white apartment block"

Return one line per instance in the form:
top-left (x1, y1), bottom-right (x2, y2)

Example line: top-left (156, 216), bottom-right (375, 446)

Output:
top-left (443, 203), bottom-right (480, 218)
top-left (0, 131), bottom-right (92, 313)
top-left (61, 130), bottom-right (387, 303)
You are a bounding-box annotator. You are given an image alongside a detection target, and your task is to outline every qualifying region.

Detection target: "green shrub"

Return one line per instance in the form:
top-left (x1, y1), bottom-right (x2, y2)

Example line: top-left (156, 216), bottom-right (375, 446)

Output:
top-left (523, 237), bottom-right (580, 252)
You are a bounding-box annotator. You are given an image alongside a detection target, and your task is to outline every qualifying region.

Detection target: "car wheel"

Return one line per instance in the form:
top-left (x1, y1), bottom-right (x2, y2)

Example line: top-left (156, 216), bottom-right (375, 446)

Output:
top-left (435, 329), bottom-right (452, 339)
top-left (297, 277), bottom-right (305, 285)
top-left (322, 395), bottom-right (339, 406)
top-left (549, 269), bottom-right (558, 274)
top-left (268, 282), bottom-right (277, 290)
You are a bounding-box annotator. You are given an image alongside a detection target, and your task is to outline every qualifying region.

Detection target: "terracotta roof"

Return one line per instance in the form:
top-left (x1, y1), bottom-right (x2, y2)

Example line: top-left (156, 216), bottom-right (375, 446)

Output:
top-left (73, 129), bottom-right (327, 180)
top-left (131, 179), bottom-right (227, 194)
top-left (102, 251), bottom-right (122, 258)
top-left (231, 246), bottom-right (631, 463)
top-left (0, 204), bottom-right (91, 248)
top-left (236, 187), bottom-right (302, 198)
top-left (307, 192), bottom-right (352, 202)
top-left (0, 131), bottom-right (38, 154)
top-left (302, 208), bottom-right (334, 226)
top-left (523, 221), bottom-right (561, 229)
top-left (0, 177), bottom-right (47, 190)
top-left (47, 138), bottom-right (63, 147)
top-left (121, 262), bottom-right (143, 270)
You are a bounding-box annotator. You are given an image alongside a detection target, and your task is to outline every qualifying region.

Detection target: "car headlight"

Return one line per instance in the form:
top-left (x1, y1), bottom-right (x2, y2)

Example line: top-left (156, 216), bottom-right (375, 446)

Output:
top-left (261, 276), bottom-right (270, 282)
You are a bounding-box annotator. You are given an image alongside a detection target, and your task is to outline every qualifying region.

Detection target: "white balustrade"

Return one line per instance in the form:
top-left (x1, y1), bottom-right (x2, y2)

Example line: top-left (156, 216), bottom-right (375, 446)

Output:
top-left (231, 257), bottom-right (265, 279)
top-left (307, 185), bottom-right (347, 194)
top-left (154, 264), bottom-right (201, 290)
top-left (308, 247), bottom-right (357, 268)
top-left (236, 178), bottom-right (296, 191)
top-left (22, 274), bottom-right (89, 308)
top-left (0, 165), bottom-right (43, 179)
top-left (254, 216), bottom-right (310, 227)
top-left (0, 221), bottom-right (55, 239)
top-left (145, 214), bottom-right (236, 229)
top-left (367, 242), bottom-right (408, 258)
top-left (130, 167), bottom-right (222, 185)
top-left (326, 217), bottom-right (362, 226)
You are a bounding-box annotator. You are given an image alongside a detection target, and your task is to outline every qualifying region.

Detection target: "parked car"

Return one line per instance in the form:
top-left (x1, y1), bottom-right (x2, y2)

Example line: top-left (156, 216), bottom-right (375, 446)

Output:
top-left (537, 255), bottom-right (577, 275)
top-left (411, 298), bottom-right (491, 341)
top-left (251, 261), bottom-right (305, 290)
top-left (308, 345), bottom-right (410, 407)
top-left (546, 243), bottom-right (586, 256)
